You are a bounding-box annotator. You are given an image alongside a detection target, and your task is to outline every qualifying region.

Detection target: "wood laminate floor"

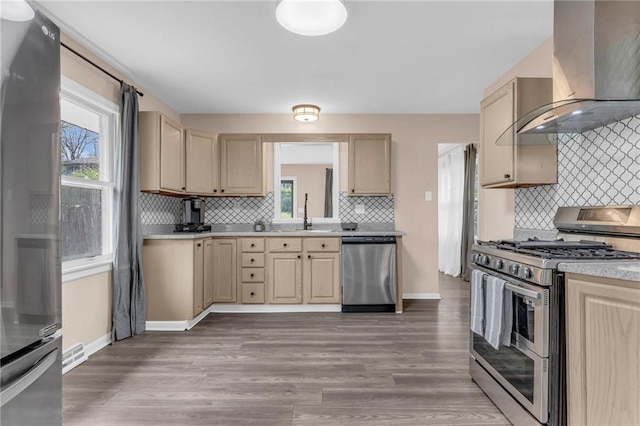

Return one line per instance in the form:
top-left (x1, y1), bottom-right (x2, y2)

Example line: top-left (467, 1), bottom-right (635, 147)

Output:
top-left (63, 273), bottom-right (508, 425)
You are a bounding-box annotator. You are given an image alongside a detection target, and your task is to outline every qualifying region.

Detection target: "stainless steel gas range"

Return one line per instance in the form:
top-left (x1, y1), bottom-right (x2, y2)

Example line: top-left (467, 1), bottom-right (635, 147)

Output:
top-left (470, 206), bottom-right (640, 426)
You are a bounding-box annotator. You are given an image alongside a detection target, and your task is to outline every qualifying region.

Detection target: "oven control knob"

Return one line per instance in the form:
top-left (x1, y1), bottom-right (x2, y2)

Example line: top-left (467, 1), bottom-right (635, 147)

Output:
top-left (522, 267), bottom-right (532, 279)
top-left (472, 254), bottom-right (479, 263)
top-left (509, 264), bottom-right (519, 275)
top-left (494, 259), bottom-right (504, 270)
top-left (481, 255), bottom-right (490, 266)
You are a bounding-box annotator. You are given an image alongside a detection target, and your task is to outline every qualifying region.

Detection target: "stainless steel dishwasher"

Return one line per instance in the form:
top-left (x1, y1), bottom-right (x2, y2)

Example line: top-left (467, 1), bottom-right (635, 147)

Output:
top-left (341, 236), bottom-right (396, 312)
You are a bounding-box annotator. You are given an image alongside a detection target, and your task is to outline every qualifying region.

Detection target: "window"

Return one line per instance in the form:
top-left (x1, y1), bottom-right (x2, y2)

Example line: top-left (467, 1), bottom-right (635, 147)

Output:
top-left (60, 78), bottom-right (118, 279)
top-left (280, 178), bottom-right (296, 219)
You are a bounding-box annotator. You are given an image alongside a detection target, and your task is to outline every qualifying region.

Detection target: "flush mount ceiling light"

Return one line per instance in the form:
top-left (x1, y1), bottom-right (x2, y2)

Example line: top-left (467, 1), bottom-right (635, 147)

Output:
top-left (0, 0), bottom-right (35, 22)
top-left (292, 104), bottom-right (320, 122)
top-left (276, 0), bottom-right (347, 36)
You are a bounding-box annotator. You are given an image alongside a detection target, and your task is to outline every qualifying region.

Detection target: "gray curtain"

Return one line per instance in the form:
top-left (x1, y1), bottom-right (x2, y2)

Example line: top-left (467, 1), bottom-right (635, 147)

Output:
top-left (460, 144), bottom-right (477, 282)
top-left (112, 83), bottom-right (145, 341)
top-left (324, 168), bottom-right (333, 218)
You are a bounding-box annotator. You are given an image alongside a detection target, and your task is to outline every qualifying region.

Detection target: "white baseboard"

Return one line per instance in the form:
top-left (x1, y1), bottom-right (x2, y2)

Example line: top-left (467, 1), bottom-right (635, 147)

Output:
top-left (146, 307), bottom-right (212, 331)
top-left (210, 304), bottom-right (341, 313)
top-left (403, 293), bottom-right (442, 300)
top-left (62, 332), bottom-right (111, 375)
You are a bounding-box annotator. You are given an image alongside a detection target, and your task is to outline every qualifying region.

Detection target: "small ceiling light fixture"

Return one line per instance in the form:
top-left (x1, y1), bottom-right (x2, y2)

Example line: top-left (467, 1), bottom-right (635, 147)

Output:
top-left (276, 0), bottom-right (347, 36)
top-left (0, 0), bottom-right (35, 22)
top-left (292, 104), bottom-right (320, 122)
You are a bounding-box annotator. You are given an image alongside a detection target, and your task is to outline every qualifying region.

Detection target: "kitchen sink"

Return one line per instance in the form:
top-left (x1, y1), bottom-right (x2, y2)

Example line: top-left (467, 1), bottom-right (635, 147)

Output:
top-left (268, 229), bottom-right (335, 233)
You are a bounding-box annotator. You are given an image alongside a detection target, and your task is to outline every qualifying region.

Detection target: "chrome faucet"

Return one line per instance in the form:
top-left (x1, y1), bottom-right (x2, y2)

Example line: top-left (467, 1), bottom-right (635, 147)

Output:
top-left (303, 193), bottom-right (312, 230)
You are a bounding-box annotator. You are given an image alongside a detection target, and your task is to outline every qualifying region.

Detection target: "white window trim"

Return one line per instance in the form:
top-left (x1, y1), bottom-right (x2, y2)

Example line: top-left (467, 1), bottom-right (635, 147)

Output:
top-left (60, 77), bottom-right (118, 282)
top-left (273, 142), bottom-right (340, 224)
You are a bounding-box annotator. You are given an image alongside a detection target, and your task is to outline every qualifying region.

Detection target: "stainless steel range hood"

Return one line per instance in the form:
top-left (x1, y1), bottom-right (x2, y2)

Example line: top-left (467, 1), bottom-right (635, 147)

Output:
top-left (518, 0), bottom-right (640, 135)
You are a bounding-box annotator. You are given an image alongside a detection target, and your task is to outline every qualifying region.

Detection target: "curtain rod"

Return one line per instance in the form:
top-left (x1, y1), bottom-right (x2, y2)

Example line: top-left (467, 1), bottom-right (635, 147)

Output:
top-left (61, 42), bottom-right (144, 97)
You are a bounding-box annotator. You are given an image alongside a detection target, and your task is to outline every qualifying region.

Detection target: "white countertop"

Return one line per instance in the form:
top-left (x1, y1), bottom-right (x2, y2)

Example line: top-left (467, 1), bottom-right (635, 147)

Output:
top-left (559, 260), bottom-right (640, 283)
top-left (143, 225), bottom-right (405, 240)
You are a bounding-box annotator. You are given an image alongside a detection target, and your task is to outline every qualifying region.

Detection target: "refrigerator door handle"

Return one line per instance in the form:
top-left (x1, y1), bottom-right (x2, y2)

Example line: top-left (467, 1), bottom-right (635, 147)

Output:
top-left (0, 348), bottom-right (58, 407)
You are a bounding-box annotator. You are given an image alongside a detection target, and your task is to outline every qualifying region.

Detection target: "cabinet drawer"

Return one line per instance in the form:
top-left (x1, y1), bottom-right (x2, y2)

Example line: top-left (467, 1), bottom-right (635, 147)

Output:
top-left (241, 283), bottom-right (265, 304)
top-left (242, 268), bottom-right (265, 283)
top-left (241, 253), bottom-right (265, 267)
top-left (305, 238), bottom-right (341, 253)
top-left (267, 238), bottom-right (302, 252)
top-left (241, 238), bottom-right (264, 253)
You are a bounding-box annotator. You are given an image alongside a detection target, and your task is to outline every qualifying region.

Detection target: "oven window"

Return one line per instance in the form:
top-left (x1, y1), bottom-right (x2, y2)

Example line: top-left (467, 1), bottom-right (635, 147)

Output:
top-left (514, 293), bottom-right (536, 343)
top-left (473, 334), bottom-right (535, 403)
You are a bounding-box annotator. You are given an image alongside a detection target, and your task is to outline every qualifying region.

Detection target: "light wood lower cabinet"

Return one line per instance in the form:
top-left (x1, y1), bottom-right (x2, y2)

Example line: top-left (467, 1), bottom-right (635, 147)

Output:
top-left (566, 274), bottom-right (640, 426)
top-left (212, 239), bottom-right (237, 303)
top-left (267, 253), bottom-right (303, 304)
top-left (203, 239), bottom-right (214, 309)
top-left (304, 253), bottom-right (341, 304)
top-left (143, 238), bottom-right (208, 322)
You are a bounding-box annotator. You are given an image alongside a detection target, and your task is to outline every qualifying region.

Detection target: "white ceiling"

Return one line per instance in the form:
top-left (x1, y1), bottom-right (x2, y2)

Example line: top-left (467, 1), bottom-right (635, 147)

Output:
top-left (38, 0), bottom-right (553, 115)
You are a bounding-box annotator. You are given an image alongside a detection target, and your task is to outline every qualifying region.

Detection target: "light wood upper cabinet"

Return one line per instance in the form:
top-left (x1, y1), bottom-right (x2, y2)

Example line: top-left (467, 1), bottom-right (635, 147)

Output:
top-left (185, 129), bottom-right (218, 196)
top-left (139, 112), bottom-right (186, 194)
top-left (566, 274), bottom-right (640, 426)
top-left (348, 134), bottom-right (391, 195)
top-left (480, 77), bottom-right (557, 188)
top-left (267, 252), bottom-right (303, 304)
top-left (219, 134), bottom-right (264, 196)
top-left (212, 239), bottom-right (238, 303)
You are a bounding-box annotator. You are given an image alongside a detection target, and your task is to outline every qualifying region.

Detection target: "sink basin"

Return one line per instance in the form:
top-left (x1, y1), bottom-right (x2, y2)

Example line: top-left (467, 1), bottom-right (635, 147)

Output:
top-left (268, 229), bottom-right (334, 233)
top-left (304, 229), bottom-right (334, 233)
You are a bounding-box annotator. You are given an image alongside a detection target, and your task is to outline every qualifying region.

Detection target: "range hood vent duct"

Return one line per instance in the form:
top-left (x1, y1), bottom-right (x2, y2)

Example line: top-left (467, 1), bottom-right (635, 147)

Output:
top-left (517, 0), bottom-right (640, 136)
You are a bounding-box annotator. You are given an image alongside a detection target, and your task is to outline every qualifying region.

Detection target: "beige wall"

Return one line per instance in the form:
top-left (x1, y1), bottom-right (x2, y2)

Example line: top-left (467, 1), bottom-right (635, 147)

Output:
top-left (61, 34), bottom-right (181, 351)
top-left (478, 37), bottom-right (553, 240)
top-left (62, 272), bottom-right (112, 351)
top-left (281, 164), bottom-right (332, 218)
top-left (181, 114), bottom-right (479, 295)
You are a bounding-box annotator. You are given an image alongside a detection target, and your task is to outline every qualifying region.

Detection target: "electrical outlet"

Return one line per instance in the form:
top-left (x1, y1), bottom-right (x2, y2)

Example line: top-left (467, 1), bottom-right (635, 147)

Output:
top-left (233, 200), bottom-right (241, 210)
top-left (355, 204), bottom-right (365, 214)
top-left (425, 191), bottom-right (433, 201)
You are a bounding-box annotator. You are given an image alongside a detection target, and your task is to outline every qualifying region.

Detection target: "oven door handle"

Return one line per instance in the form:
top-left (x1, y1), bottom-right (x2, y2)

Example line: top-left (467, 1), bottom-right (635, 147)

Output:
top-left (505, 283), bottom-right (541, 300)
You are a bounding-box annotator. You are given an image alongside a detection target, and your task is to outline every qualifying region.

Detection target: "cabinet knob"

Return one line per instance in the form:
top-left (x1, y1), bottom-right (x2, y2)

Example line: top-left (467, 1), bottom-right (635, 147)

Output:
top-left (250, 273), bottom-right (254, 278)
top-left (251, 243), bottom-right (255, 247)
top-left (197, 243), bottom-right (201, 247)
top-left (213, 189), bottom-right (217, 193)
top-left (250, 292), bottom-right (255, 296)
top-left (250, 258), bottom-right (255, 263)
top-left (297, 255), bottom-right (301, 259)
top-left (351, 189), bottom-right (355, 193)
top-left (321, 244), bottom-right (325, 248)
top-left (182, 187), bottom-right (186, 190)
top-left (308, 255), bottom-right (311, 259)
top-left (221, 189), bottom-right (225, 193)
top-left (504, 174), bottom-right (511, 179)
top-left (283, 243), bottom-right (288, 247)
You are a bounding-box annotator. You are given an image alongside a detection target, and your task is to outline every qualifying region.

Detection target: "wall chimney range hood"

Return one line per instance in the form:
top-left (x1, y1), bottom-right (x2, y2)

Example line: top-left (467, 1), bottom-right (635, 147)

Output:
top-left (517, 0), bottom-right (640, 136)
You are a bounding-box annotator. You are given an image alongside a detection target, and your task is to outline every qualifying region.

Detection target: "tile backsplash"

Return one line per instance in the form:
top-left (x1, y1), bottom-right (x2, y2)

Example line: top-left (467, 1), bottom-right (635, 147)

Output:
top-left (140, 191), bottom-right (394, 225)
top-left (515, 114), bottom-right (640, 230)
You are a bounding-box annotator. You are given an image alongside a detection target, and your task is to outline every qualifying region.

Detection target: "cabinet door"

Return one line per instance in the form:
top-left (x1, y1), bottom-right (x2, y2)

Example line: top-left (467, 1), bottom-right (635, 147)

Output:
top-left (219, 134), bottom-right (263, 195)
top-left (203, 239), bottom-right (214, 309)
top-left (212, 239), bottom-right (237, 303)
top-left (480, 82), bottom-right (515, 186)
top-left (267, 253), bottom-right (302, 304)
top-left (185, 129), bottom-right (218, 195)
top-left (159, 115), bottom-right (185, 192)
top-left (348, 134), bottom-right (391, 195)
top-left (566, 277), bottom-right (640, 426)
top-left (304, 253), bottom-right (340, 304)
top-left (193, 240), bottom-right (204, 316)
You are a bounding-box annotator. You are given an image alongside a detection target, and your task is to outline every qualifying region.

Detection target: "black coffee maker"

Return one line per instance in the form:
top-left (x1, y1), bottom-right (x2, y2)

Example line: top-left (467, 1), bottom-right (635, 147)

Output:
top-left (183, 197), bottom-right (205, 225)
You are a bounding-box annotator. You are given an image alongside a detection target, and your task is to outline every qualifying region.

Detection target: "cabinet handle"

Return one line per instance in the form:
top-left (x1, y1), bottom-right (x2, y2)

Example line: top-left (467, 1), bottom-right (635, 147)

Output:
top-left (251, 243), bottom-right (255, 247)
top-left (250, 273), bottom-right (254, 278)
top-left (250, 292), bottom-right (255, 296)
top-left (197, 243), bottom-right (201, 247)
top-left (351, 189), bottom-right (355, 193)
top-left (220, 189), bottom-right (225, 193)
top-left (283, 243), bottom-right (288, 247)
top-left (504, 174), bottom-right (511, 179)
top-left (297, 255), bottom-right (301, 259)
top-left (308, 255), bottom-right (311, 259)
top-left (250, 258), bottom-right (255, 263)
top-left (182, 187), bottom-right (186, 190)
top-left (213, 189), bottom-right (217, 193)
top-left (321, 244), bottom-right (325, 248)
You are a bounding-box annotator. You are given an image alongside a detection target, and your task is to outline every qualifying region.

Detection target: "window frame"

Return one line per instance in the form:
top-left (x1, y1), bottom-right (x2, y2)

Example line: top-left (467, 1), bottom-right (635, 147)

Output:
top-left (60, 77), bottom-right (118, 282)
top-left (272, 142), bottom-right (340, 224)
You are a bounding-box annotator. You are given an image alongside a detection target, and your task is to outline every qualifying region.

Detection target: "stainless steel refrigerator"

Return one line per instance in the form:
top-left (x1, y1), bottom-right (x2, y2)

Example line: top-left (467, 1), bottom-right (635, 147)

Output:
top-left (0, 3), bottom-right (62, 425)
